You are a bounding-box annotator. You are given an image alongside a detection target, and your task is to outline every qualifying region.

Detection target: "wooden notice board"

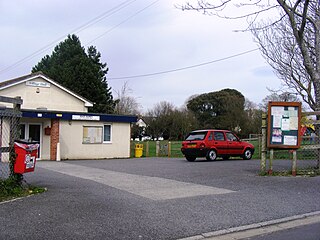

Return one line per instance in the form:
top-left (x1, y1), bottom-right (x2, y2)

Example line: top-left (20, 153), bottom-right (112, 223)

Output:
top-left (267, 102), bottom-right (301, 149)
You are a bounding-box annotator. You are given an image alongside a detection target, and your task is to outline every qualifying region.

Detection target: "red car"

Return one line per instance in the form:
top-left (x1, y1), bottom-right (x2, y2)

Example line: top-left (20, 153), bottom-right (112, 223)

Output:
top-left (181, 129), bottom-right (254, 162)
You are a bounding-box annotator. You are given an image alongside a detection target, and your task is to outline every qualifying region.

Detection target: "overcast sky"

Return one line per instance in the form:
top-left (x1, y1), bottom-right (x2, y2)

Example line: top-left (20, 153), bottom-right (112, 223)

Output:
top-left (0, 0), bottom-right (281, 112)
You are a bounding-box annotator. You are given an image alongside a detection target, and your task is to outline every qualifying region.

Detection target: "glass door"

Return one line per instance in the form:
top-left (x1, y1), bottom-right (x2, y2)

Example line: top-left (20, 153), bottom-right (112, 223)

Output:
top-left (28, 124), bottom-right (41, 143)
top-left (19, 123), bottom-right (42, 158)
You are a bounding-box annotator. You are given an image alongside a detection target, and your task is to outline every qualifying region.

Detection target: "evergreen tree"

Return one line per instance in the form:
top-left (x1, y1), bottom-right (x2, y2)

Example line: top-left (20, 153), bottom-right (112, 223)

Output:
top-left (32, 34), bottom-right (115, 113)
top-left (187, 89), bottom-right (246, 131)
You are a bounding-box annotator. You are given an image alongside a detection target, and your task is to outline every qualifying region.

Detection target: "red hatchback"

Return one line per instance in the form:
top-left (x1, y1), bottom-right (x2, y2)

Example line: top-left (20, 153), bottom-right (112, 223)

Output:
top-left (181, 129), bottom-right (254, 162)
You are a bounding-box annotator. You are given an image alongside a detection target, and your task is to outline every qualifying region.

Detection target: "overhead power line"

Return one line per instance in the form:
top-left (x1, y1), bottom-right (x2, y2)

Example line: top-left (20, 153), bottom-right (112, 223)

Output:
top-left (86, 0), bottom-right (160, 46)
top-left (0, 0), bottom-right (138, 75)
top-left (107, 48), bottom-right (260, 80)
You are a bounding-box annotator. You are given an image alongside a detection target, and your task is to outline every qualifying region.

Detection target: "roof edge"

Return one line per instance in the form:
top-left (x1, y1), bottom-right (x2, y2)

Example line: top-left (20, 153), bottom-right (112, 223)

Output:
top-left (0, 72), bottom-right (94, 107)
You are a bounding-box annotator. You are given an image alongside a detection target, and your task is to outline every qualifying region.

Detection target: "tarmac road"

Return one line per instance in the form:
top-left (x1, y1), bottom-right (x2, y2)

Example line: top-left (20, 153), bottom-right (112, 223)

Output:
top-left (1, 157), bottom-right (320, 239)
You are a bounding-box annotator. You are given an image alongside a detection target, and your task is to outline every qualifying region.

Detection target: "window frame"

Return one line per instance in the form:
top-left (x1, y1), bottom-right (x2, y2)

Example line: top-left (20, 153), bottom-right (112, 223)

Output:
top-left (226, 132), bottom-right (238, 141)
top-left (213, 131), bottom-right (225, 141)
top-left (82, 126), bottom-right (103, 144)
top-left (103, 124), bottom-right (112, 143)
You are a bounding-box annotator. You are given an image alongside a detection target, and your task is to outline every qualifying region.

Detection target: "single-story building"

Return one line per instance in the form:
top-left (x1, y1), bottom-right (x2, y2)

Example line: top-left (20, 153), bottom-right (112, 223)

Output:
top-left (0, 72), bottom-right (137, 160)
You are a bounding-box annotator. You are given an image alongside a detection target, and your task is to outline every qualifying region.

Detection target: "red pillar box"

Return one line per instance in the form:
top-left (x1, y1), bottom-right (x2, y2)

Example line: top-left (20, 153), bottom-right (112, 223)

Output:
top-left (14, 141), bottom-right (39, 174)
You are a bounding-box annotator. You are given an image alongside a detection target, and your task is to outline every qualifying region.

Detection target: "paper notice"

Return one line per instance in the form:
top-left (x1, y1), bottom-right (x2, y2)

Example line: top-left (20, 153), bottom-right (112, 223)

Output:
top-left (272, 136), bottom-right (282, 143)
top-left (273, 116), bottom-right (282, 128)
top-left (271, 106), bottom-right (284, 116)
top-left (289, 117), bottom-right (298, 130)
top-left (283, 135), bottom-right (297, 145)
top-left (289, 109), bottom-right (298, 117)
top-left (281, 118), bottom-right (290, 131)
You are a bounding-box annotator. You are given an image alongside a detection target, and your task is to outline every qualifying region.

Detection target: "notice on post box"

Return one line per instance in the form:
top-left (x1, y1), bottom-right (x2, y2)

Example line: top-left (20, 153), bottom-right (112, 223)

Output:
top-left (25, 154), bottom-right (35, 169)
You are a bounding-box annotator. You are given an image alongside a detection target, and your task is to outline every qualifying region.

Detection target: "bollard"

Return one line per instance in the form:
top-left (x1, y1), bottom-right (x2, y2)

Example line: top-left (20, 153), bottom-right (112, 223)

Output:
top-left (268, 149), bottom-right (273, 175)
top-left (292, 150), bottom-right (297, 176)
top-left (146, 141), bottom-right (149, 157)
top-left (156, 141), bottom-right (160, 157)
top-left (56, 142), bottom-right (61, 161)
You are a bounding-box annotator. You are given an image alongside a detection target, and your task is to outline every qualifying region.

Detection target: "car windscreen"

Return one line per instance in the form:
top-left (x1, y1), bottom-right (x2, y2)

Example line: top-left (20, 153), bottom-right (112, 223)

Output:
top-left (185, 132), bottom-right (208, 141)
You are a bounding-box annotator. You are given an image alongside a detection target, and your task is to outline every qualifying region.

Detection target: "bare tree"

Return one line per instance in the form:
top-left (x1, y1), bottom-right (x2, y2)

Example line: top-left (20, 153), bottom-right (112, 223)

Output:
top-left (145, 101), bottom-right (176, 140)
top-left (180, 1), bottom-right (320, 111)
top-left (252, 1), bottom-right (320, 111)
top-left (149, 101), bottom-right (175, 117)
top-left (259, 91), bottom-right (300, 111)
top-left (243, 98), bottom-right (263, 136)
top-left (114, 81), bottom-right (141, 115)
top-left (145, 101), bottom-right (199, 140)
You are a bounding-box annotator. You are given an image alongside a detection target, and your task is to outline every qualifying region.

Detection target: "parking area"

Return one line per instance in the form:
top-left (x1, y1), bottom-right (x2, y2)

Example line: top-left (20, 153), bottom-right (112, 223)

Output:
top-left (1, 158), bottom-right (320, 239)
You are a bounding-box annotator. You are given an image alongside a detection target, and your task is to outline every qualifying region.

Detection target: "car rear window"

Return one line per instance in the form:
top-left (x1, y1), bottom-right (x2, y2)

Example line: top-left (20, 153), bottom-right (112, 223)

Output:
top-left (185, 132), bottom-right (207, 141)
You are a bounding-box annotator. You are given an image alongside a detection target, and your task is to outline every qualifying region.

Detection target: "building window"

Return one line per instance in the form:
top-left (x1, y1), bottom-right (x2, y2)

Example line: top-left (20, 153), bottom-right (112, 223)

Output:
top-left (104, 125), bottom-right (111, 142)
top-left (83, 126), bottom-right (103, 144)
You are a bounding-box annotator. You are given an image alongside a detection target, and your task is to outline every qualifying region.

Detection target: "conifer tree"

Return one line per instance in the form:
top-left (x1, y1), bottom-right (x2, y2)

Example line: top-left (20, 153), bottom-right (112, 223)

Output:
top-left (32, 34), bottom-right (115, 113)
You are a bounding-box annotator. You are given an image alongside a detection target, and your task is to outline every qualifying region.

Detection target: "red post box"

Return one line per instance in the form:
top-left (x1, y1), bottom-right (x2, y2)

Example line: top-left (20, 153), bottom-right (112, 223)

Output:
top-left (14, 140), bottom-right (39, 174)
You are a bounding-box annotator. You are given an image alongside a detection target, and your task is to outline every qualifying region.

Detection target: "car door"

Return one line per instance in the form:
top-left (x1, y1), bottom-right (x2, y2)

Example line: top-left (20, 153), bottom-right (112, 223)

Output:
top-left (225, 132), bottom-right (244, 155)
top-left (211, 131), bottom-right (228, 155)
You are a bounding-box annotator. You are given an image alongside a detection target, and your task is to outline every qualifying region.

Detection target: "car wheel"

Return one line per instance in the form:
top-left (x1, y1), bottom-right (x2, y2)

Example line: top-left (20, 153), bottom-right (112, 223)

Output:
top-left (243, 148), bottom-right (253, 160)
top-left (222, 155), bottom-right (230, 160)
top-left (206, 149), bottom-right (217, 161)
top-left (186, 156), bottom-right (196, 162)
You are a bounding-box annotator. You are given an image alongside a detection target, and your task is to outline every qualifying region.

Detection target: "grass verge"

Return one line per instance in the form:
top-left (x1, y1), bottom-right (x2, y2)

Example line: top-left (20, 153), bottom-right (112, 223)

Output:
top-left (260, 168), bottom-right (320, 177)
top-left (0, 178), bottom-right (46, 202)
top-left (131, 140), bottom-right (261, 159)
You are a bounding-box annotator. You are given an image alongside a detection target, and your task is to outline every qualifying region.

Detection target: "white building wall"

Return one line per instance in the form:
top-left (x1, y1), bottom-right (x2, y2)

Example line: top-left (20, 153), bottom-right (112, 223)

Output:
top-left (40, 119), bottom-right (51, 160)
top-left (60, 121), bottom-right (131, 159)
top-left (0, 74), bottom-right (135, 161)
top-left (0, 77), bottom-right (88, 112)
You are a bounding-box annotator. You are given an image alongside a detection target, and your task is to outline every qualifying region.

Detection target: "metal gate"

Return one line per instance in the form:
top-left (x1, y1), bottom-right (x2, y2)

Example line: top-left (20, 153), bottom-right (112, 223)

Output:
top-left (0, 96), bottom-right (22, 180)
